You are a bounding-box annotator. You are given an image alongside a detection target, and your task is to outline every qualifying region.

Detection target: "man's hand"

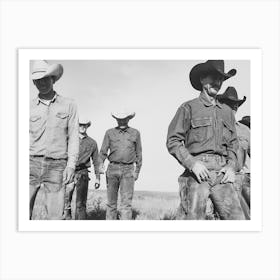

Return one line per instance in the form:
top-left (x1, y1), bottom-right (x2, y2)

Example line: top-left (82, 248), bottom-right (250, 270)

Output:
top-left (63, 167), bottom-right (75, 185)
top-left (191, 161), bottom-right (209, 183)
top-left (99, 164), bottom-right (105, 174)
top-left (133, 172), bottom-right (139, 181)
top-left (94, 178), bottom-right (100, 189)
top-left (218, 166), bottom-right (235, 184)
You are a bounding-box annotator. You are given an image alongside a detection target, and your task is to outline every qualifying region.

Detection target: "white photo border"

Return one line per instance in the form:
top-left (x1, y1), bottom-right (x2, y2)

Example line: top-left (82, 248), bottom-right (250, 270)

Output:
top-left (18, 48), bottom-right (262, 232)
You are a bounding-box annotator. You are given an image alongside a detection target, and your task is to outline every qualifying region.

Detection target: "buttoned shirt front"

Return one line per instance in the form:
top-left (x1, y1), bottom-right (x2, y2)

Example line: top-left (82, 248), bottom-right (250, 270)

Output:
top-left (99, 127), bottom-right (142, 174)
top-left (166, 91), bottom-right (238, 170)
top-left (77, 134), bottom-right (100, 178)
top-left (30, 93), bottom-right (79, 169)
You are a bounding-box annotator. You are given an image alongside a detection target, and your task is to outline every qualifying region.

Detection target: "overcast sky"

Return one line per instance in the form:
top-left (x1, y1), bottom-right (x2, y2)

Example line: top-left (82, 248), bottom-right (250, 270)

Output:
top-left (30, 60), bottom-right (250, 192)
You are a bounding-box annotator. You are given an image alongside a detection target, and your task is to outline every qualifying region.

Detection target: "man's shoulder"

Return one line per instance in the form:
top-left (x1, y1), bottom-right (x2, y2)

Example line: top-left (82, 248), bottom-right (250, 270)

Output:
top-left (237, 122), bottom-right (250, 134)
top-left (56, 94), bottom-right (76, 106)
top-left (86, 136), bottom-right (97, 145)
top-left (178, 97), bottom-right (200, 110)
top-left (128, 127), bottom-right (140, 135)
top-left (105, 128), bottom-right (117, 136)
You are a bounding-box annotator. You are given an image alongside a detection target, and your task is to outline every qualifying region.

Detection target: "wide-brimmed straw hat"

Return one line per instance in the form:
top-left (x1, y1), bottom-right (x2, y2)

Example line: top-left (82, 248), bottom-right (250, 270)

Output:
top-left (31, 60), bottom-right (63, 82)
top-left (189, 60), bottom-right (237, 90)
top-left (218, 86), bottom-right (246, 107)
top-left (79, 118), bottom-right (91, 127)
top-left (111, 110), bottom-right (135, 120)
top-left (239, 116), bottom-right (250, 128)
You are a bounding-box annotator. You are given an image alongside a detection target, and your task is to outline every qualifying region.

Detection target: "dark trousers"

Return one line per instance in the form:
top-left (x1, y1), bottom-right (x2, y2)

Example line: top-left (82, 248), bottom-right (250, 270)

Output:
top-left (106, 163), bottom-right (135, 220)
top-left (64, 169), bottom-right (89, 220)
top-left (177, 154), bottom-right (245, 220)
top-left (30, 156), bottom-right (66, 220)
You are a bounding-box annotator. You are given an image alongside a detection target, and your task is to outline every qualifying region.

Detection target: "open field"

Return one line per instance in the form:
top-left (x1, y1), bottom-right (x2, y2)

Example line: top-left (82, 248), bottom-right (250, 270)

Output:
top-left (32, 188), bottom-right (217, 220)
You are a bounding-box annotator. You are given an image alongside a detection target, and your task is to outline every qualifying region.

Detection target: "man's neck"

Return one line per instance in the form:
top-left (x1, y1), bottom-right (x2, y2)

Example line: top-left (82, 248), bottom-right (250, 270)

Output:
top-left (79, 133), bottom-right (87, 139)
top-left (202, 89), bottom-right (216, 105)
top-left (38, 89), bottom-right (55, 100)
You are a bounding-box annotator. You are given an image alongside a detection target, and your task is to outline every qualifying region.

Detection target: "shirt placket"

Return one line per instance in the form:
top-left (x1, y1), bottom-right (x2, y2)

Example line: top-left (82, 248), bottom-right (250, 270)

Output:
top-left (44, 102), bottom-right (52, 157)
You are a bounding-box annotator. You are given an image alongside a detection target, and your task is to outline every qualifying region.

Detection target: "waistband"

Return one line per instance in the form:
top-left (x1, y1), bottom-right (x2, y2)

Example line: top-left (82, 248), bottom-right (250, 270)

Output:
top-left (194, 153), bottom-right (226, 162)
top-left (110, 161), bottom-right (134, 166)
top-left (30, 155), bottom-right (66, 161)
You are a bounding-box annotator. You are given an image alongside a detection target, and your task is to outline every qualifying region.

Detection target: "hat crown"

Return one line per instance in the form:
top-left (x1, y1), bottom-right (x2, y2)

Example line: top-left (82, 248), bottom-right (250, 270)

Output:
top-left (223, 86), bottom-right (238, 99)
top-left (32, 60), bottom-right (49, 73)
top-left (207, 60), bottom-right (225, 72)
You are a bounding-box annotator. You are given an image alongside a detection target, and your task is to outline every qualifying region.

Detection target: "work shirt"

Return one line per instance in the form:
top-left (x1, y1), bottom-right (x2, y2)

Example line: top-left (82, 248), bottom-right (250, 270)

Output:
top-left (77, 134), bottom-right (100, 179)
top-left (236, 122), bottom-right (250, 173)
top-left (30, 93), bottom-right (79, 169)
top-left (166, 91), bottom-right (238, 170)
top-left (99, 127), bottom-right (142, 174)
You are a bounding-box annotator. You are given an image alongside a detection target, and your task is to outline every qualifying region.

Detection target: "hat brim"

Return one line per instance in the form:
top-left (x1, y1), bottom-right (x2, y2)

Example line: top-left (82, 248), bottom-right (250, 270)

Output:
top-left (31, 64), bottom-right (63, 82)
top-left (239, 119), bottom-right (250, 128)
top-left (219, 96), bottom-right (246, 107)
top-left (79, 121), bottom-right (91, 127)
top-left (189, 62), bottom-right (236, 91)
top-left (111, 112), bottom-right (135, 120)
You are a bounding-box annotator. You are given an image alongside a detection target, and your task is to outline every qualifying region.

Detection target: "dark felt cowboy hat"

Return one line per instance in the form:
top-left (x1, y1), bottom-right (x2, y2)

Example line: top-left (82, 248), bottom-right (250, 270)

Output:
top-left (189, 60), bottom-right (237, 91)
top-left (218, 86), bottom-right (246, 107)
top-left (239, 116), bottom-right (250, 128)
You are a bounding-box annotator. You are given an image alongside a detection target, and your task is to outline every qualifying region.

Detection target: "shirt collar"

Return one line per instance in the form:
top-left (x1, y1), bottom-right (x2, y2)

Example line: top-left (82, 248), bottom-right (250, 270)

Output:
top-left (36, 92), bottom-right (58, 105)
top-left (199, 91), bottom-right (222, 108)
top-left (115, 126), bottom-right (129, 133)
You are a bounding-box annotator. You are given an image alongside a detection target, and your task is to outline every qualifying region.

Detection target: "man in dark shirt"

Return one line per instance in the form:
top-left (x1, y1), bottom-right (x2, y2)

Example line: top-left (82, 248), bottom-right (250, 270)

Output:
top-left (99, 111), bottom-right (142, 220)
top-left (166, 60), bottom-right (245, 220)
top-left (217, 87), bottom-right (250, 218)
top-left (64, 118), bottom-right (100, 220)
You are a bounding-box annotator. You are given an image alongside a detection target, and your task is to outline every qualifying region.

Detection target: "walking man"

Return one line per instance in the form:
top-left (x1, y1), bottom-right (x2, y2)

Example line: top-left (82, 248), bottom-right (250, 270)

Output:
top-left (166, 60), bottom-right (245, 220)
top-left (64, 118), bottom-right (101, 220)
top-left (99, 111), bottom-right (142, 220)
top-left (30, 60), bottom-right (79, 220)
top-left (218, 87), bottom-right (251, 216)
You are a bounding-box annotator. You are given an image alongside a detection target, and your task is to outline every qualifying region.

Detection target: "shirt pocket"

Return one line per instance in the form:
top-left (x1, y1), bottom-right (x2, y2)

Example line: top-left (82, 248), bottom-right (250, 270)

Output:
top-left (189, 117), bottom-right (212, 143)
top-left (55, 112), bottom-right (68, 128)
top-left (30, 115), bottom-right (42, 133)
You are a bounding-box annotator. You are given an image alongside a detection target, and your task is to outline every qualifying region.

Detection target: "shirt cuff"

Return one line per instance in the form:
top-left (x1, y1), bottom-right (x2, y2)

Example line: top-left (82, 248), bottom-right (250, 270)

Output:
top-left (182, 154), bottom-right (197, 170)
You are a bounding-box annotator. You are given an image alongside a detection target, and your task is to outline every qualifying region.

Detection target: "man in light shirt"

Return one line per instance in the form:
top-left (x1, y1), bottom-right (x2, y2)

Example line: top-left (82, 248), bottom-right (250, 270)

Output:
top-left (29, 60), bottom-right (79, 220)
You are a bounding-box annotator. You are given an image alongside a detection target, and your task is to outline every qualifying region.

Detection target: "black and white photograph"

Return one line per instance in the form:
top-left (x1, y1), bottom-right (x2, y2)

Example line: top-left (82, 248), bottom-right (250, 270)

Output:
top-left (2, 1), bottom-right (280, 280)
top-left (18, 49), bottom-right (261, 231)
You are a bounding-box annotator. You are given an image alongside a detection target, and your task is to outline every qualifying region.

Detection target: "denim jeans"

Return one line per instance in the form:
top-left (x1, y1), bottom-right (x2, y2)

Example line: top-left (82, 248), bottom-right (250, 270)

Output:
top-left (177, 154), bottom-right (245, 220)
top-left (30, 156), bottom-right (67, 220)
top-left (64, 169), bottom-right (89, 220)
top-left (106, 163), bottom-right (135, 220)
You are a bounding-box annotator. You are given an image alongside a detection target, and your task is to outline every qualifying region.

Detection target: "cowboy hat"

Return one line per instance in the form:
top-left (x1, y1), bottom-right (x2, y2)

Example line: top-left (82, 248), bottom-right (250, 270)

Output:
top-left (189, 60), bottom-right (237, 91)
top-left (217, 86), bottom-right (246, 107)
top-left (111, 110), bottom-right (135, 120)
top-left (239, 116), bottom-right (250, 128)
top-left (31, 60), bottom-right (63, 82)
top-left (79, 117), bottom-right (91, 127)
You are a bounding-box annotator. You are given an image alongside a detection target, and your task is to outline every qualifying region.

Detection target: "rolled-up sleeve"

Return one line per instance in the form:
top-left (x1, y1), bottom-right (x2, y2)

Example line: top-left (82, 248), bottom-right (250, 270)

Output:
top-left (135, 131), bottom-right (142, 174)
top-left (99, 131), bottom-right (110, 163)
top-left (91, 141), bottom-right (100, 179)
top-left (166, 105), bottom-right (196, 170)
top-left (67, 102), bottom-right (79, 169)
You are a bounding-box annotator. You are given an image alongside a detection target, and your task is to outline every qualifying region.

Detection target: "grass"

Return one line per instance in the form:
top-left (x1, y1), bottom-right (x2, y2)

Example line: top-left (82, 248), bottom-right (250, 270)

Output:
top-left (32, 188), bottom-right (217, 220)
